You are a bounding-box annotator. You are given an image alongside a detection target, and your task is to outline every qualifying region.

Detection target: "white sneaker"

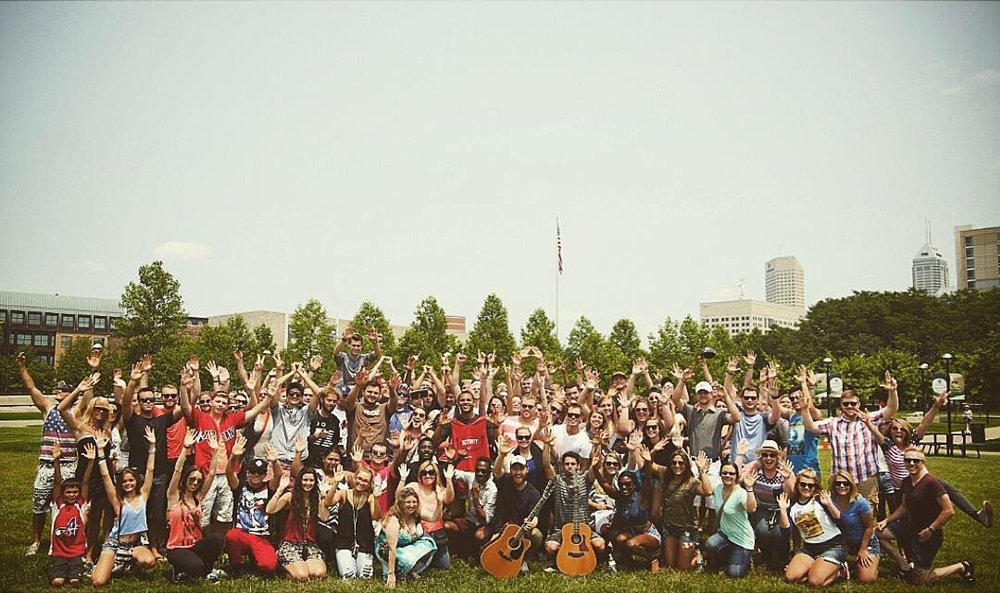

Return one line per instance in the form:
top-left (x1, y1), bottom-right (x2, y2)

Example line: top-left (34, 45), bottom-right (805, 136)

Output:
top-left (206, 569), bottom-right (227, 583)
top-left (543, 566), bottom-right (558, 573)
top-left (25, 542), bottom-right (39, 556)
top-left (520, 561), bottom-right (529, 573)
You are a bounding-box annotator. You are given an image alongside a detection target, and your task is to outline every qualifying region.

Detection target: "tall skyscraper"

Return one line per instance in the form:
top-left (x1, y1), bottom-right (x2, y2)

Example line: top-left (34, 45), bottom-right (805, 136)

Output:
top-left (955, 224), bottom-right (1000, 291)
top-left (765, 256), bottom-right (805, 311)
top-left (911, 241), bottom-right (949, 296)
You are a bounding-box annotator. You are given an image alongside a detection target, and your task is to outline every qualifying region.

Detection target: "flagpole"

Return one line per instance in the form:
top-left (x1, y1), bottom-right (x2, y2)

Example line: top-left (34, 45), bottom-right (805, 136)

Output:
top-left (556, 217), bottom-right (561, 340)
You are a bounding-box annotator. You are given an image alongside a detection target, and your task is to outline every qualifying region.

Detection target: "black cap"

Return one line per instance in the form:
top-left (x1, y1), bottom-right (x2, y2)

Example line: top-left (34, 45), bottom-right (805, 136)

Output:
top-left (247, 459), bottom-right (268, 474)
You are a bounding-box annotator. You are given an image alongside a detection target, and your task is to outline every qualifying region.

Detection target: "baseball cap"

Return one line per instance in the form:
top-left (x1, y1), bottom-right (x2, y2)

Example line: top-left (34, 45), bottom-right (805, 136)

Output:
top-left (336, 383), bottom-right (351, 396)
top-left (611, 371), bottom-right (628, 379)
top-left (247, 459), bottom-right (268, 474)
top-left (509, 455), bottom-right (528, 468)
top-left (695, 381), bottom-right (713, 393)
top-left (56, 380), bottom-right (72, 393)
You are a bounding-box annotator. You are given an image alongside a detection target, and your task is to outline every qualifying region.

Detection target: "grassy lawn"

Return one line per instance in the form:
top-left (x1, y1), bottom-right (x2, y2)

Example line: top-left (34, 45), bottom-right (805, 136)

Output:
top-left (0, 411), bottom-right (43, 422)
top-left (1, 426), bottom-right (998, 592)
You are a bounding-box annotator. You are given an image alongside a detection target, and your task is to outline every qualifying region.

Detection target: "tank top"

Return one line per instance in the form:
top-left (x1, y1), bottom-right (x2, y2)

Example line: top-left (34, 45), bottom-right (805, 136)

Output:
top-left (75, 436), bottom-right (113, 496)
top-left (334, 493), bottom-right (376, 554)
top-left (282, 507), bottom-right (318, 543)
top-left (167, 499), bottom-right (203, 550)
top-left (40, 407), bottom-right (77, 462)
top-left (108, 497), bottom-right (148, 538)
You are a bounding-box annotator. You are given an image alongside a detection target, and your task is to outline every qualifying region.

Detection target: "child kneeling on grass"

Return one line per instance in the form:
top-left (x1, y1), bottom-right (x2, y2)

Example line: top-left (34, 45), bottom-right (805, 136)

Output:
top-left (48, 442), bottom-right (95, 587)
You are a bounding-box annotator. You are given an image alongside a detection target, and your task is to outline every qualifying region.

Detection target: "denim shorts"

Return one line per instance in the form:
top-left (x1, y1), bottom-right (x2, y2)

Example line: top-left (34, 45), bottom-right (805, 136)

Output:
top-left (661, 524), bottom-right (697, 544)
top-left (800, 536), bottom-right (847, 564)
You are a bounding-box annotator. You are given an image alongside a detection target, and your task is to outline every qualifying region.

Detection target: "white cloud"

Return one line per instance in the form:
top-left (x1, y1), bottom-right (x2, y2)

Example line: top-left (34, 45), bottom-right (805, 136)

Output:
top-left (940, 86), bottom-right (966, 96)
top-left (973, 68), bottom-right (1000, 85)
top-left (153, 241), bottom-right (212, 260)
top-left (69, 260), bottom-right (108, 273)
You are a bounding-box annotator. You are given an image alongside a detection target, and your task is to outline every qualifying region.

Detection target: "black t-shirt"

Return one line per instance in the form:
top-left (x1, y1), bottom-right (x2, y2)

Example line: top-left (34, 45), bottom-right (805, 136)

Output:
top-left (309, 410), bottom-right (341, 465)
top-left (125, 411), bottom-right (180, 477)
top-left (489, 474), bottom-right (541, 531)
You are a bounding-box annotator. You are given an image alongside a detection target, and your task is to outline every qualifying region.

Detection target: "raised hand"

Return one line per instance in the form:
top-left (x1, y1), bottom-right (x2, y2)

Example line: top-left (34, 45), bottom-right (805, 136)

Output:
top-left (388, 372), bottom-right (402, 390)
top-left (232, 434), bottom-right (248, 459)
top-left (777, 491), bottom-right (789, 511)
top-left (205, 432), bottom-right (219, 451)
top-left (81, 442), bottom-right (96, 460)
top-left (294, 435), bottom-right (307, 454)
top-left (206, 361), bottom-right (220, 381)
top-left (351, 444), bottom-right (364, 465)
top-left (881, 370), bottom-right (898, 391)
top-left (52, 441), bottom-right (63, 461)
top-left (183, 428), bottom-right (197, 449)
top-left (278, 472), bottom-right (291, 492)
top-left (291, 362), bottom-right (303, 376)
top-left (726, 355), bottom-right (740, 375)
top-left (79, 372), bottom-right (101, 392)
top-left (398, 464), bottom-right (410, 482)
top-left (144, 425), bottom-right (156, 446)
top-left (254, 354), bottom-right (265, 371)
top-left (741, 465), bottom-right (757, 490)
top-left (736, 439), bottom-right (750, 458)
top-left (818, 489), bottom-right (832, 506)
top-left (443, 464), bottom-right (455, 481)
top-left (744, 350), bottom-right (756, 368)
top-left (330, 370), bottom-right (343, 386)
top-left (540, 426), bottom-right (554, 445)
top-left (309, 354), bottom-right (323, 372)
top-left (87, 347), bottom-right (102, 370)
top-left (367, 327), bottom-right (379, 343)
top-left (187, 354), bottom-right (200, 372)
top-left (626, 430), bottom-right (642, 451)
top-left (778, 458), bottom-right (794, 480)
top-left (217, 366), bottom-right (231, 384)
top-left (272, 351), bottom-right (283, 371)
top-left (695, 451), bottom-right (710, 473)
top-left (406, 354), bottom-right (418, 370)
top-left (263, 442), bottom-right (279, 463)
top-left (233, 348), bottom-right (244, 364)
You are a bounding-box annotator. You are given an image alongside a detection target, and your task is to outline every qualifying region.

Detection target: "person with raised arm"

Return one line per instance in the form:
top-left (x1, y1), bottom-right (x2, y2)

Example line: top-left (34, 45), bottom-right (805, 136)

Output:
top-left (777, 469), bottom-right (846, 587)
top-left (165, 429), bottom-right (226, 583)
top-left (267, 466), bottom-right (327, 581)
top-left (701, 461), bottom-right (757, 578)
top-left (179, 355), bottom-right (273, 536)
top-left (91, 427), bottom-right (158, 585)
top-left (325, 464), bottom-right (380, 579)
top-left (376, 486), bottom-right (438, 587)
top-left (646, 448), bottom-right (713, 571)
top-left (223, 435), bottom-right (282, 578)
top-left (46, 441), bottom-right (95, 587)
top-left (333, 325), bottom-right (381, 386)
top-left (20, 351), bottom-right (85, 557)
top-left (343, 368), bottom-right (399, 458)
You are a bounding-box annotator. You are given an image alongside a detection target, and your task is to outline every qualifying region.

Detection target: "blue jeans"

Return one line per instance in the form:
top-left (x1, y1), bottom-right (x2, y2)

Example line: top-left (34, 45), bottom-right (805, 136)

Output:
top-left (703, 532), bottom-right (753, 578)
top-left (752, 509), bottom-right (790, 572)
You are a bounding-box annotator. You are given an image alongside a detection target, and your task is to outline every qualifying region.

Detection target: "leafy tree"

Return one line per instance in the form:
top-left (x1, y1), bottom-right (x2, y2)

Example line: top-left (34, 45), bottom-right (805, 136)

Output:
top-left (349, 301), bottom-right (398, 362)
top-left (564, 316), bottom-right (619, 386)
top-left (397, 296), bottom-right (459, 368)
top-left (116, 261), bottom-right (188, 361)
top-left (465, 294), bottom-right (517, 369)
top-left (678, 316), bottom-right (711, 362)
top-left (252, 323), bottom-right (276, 354)
top-left (647, 317), bottom-right (684, 377)
top-left (285, 299), bottom-right (337, 373)
top-left (519, 308), bottom-right (563, 376)
top-left (608, 319), bottom-right (643, 360)
top-left (1, 346), bottom-right (55, 394)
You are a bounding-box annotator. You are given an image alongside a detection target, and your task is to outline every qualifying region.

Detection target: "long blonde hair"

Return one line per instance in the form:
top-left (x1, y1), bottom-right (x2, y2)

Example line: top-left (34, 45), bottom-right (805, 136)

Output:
top-left (81, 396), bottom-right (112, 427)
top-left (386, 486), bottom-right (420, 525)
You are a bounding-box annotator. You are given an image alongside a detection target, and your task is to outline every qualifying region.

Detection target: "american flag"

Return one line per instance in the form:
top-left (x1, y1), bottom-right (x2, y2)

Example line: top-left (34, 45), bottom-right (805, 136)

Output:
top-left (556, 220), bottom-right (563, 275)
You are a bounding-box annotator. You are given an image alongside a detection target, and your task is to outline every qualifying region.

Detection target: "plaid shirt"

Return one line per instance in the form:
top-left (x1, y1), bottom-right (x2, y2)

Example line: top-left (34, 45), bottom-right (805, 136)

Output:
top-left (815, 409), bottom-right (884, 483)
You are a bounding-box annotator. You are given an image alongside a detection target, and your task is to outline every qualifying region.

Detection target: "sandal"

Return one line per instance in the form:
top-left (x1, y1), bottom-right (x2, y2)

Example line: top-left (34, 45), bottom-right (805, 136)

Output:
top-left (960, 561), bottom-right (975, 586)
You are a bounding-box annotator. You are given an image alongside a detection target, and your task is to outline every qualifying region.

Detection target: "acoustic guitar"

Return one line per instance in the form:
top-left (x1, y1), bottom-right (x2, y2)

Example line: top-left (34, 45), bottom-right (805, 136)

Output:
top-left (556, 520), bottom-right (597, 575)
top-left (480, 481), bottom-right (555, 579)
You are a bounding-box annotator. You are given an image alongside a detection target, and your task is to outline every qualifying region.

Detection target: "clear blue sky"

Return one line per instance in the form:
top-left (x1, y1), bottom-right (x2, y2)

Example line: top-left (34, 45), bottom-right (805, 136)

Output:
top-left (2, 2), bottom-right (998, 343)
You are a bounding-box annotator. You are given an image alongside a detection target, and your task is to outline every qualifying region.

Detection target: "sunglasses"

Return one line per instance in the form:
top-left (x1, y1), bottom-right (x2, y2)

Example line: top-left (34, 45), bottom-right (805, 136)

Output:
top-left (420, 470), bottom-right (438, 477)
top-left (372, 451), bottom-right (387, 457)
top-left (904, 458), bottom-right (924, 465)
top-left (198, 401), bottom-right (212, 406)
top-left (833, 481), bottom-right (850, 488)
top-left (841, 401), bottom-right (860, 408)
top-left (139, 397), bottom-right (155, 403)
top-left (799, 483), bottom-right (817, 489)
top-left (566, 412), bottom-right (581, 419)
top-left (521, 404), bottom-right (535, 410)
top-left (187, 476), bottom-right (203, 484)
top-left (93, 408), bottom-right (109, 412)
top-left (760, 453), bottom-right (777, 459)
top-left (743, 396), bottom-right (758, 401)
top-left (645, 425), bottom-right (659, 430)
top-left (288, 391), bottom-right (303, 397)
top-left (516, 435), bottom-right (531, 441)
top-left (551, 407), bottom-right (564, 413)
top-left (604, 460), bottom-right (620, 466)
top-left (670, 460), bottom-right (686, 466)
top-left (634, 407), bottom-right (649, 413)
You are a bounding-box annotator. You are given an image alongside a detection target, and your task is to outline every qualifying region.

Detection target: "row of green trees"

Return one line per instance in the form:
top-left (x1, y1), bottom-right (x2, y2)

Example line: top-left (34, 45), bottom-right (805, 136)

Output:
top-left (3, 262), bottom-right (998, 411)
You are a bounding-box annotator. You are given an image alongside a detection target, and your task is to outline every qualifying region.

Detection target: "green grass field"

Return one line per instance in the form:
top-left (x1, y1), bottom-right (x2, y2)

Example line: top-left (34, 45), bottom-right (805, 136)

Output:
top-left (1, 426), bottom-right (998, 592)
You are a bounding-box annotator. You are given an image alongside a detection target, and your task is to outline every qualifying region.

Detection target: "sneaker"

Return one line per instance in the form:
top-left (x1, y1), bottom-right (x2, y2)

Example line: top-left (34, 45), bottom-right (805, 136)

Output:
top-left (81, 560), bottom-right (94, 577)
top-left (960, 561), bottom-right (975, 586)
top-left (981, 501), bottom-right (993, 528)
top-left (170, 566), bottom-right (188, 583)
top-left (543, 566), bottom-right (558, 573)
top-left (838, 561), bottom-right (850, 581)
top-left (520, 561), bottom-right (529, 574)
top-left (25, 542), bottom-right (39, 556)
top-left (606, 559), bottom-right (618, 574)
top-left (206, 568), bottom-right (227, 583)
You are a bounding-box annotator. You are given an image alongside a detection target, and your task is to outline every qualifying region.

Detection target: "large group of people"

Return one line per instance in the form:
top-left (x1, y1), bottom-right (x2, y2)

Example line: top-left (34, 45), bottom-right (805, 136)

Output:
top-left (19, 332), bottom-right (991, 588)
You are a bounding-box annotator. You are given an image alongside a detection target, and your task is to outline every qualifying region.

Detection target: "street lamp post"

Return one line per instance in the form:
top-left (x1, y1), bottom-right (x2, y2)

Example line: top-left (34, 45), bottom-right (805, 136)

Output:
top-left (942, 353), bottom-right (953, 456)
top-left (823, 357), bottom-right (834, 418)
top-left (919, 363), bottom-right (929, 411)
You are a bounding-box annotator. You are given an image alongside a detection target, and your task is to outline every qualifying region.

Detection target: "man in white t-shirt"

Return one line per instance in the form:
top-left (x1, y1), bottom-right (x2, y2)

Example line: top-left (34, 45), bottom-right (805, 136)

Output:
top-left (549, 403), bottom-right (592, 467)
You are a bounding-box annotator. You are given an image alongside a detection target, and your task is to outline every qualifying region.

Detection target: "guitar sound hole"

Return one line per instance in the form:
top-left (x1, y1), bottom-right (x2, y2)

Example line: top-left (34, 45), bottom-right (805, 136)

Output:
top-left (507, 539), bottom-right (521, 550)
top-left (571, 534), bottom-right (583, 545)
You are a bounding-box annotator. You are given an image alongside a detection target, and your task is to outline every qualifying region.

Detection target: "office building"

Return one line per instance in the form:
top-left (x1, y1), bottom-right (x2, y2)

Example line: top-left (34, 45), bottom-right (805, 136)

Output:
top-left (912, 242), bottom-right (950, 296)
top-left (700, 299), bottom-right (804, 336)
top-left (0, 291), bottom-right (123, 365)
top-left (955, 225), bottom-right (1000, 291)
top-left (765, 256), bottom-right (805, 311)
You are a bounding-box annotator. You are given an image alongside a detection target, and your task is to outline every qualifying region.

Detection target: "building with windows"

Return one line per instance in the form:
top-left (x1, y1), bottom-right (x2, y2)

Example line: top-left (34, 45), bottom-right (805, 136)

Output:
top-left (911, 241), bottom-right (950, 296)
top-left (700, 299), bottom-right (804, 336)
top-left (765, 256), bottom-right (805, 311)
top-left (0, 291), bottom-right (124, 365)
top-left (954, 224), bottom-right (1000, 291)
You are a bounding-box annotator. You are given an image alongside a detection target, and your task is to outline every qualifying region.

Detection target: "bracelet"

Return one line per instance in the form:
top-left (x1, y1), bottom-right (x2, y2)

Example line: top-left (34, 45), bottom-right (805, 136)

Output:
top-left (148, 448), bottom-right (156, 453)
